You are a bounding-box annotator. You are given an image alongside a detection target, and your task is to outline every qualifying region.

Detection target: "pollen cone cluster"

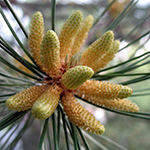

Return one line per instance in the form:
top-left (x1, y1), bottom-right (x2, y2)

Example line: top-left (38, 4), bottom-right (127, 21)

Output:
top-left (6, 10), bottom-right (139, 135)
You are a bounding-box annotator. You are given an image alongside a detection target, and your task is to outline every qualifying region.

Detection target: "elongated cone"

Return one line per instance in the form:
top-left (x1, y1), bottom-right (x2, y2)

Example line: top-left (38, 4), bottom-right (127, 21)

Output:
top-left (62, 92), bottom-right (105, 134)
top-left (93, 98), bottom-right (139, 112)
top-left (40, 30), bottom-right (61, 77)
top-left (76, 80), bottom-right (133, 101)
top-left (6, 85), bottom-right (47, 111)
top-left (62, 66), bottom-right (94, 90)
top-left (32, 84), bottom-right (62, 120)
top-left (59, 10), bottom-right (83, 61)
top-left (28, 11), bottom-right (44, 67)
top-left (70, 15), bottom-right (93, 57)
top-left (92, 40), bottom-right (120, 73)
top-left (81, 31), bottom-right (114, 69)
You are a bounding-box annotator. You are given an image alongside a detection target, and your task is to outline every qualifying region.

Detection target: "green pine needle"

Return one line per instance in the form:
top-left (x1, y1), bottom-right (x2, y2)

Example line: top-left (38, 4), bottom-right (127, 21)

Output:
top-left (121, 13), bottom-right (150, 41)
top-left (106, 0), bottom-right (136, 31)
top-left (77, 127), bottom-right (91, 150)
top-left (119, 30), bottom-right (150, 52)
top-left (60, 105), bottom-right (70, 150)
top-left (70, 122), bottom-right (78, 150)
top-left (52, 113), bottom-right (59, 150)
top-left (83, 131), bottom-right (109, 150)
top-left (0, 55), bottom-right (41, 80)
top-left (97, 51), bottom-right (150, 73)
top-left (3, 0), bottom-right (28, 38)
top-left (51, 0), bottom-right (56, 31)
top-left (6, 114), bottom-right (33, 150)
top-left (0, 6), bottom-right (36, 65)
top-left (0, 111), bottom-right (28, 130)
top-left (76, 96), bottom-right (150, 120)
top-left (38, 118), bottom-right (49, 150)
top-left (0, 93), bottom-right (16, 97)
top-left (57, 107), bottom-right (61, 146)
top-left (93, 0), bottom-right (117, 28)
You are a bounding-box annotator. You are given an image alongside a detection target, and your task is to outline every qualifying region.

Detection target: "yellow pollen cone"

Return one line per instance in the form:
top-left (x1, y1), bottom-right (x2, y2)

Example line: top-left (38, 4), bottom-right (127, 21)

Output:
top-left (92, 40), bottom-right (120, 73)
top-left (59, 10), bottom-right (83, 61)
top-left (6, 85), bottom-right (47, 111)
top-left (32, 84), bottom-right (62, 120)
top-left (94, 98), bottom-right (139, 112)
top-left (70, 15), bottom-right (93, 57)
top-left (28, 11), bottom-right (44, 67)
top-left (81, 30), bottom-right (114, 69)
top-left (61, 92), bottom-right (105, 134)
top-left (76, 80), bottom-right (133, 101)
top-left (62, 66), bottom-right (94, 90)
top-left (40, 30), bottom-right (61, 77)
